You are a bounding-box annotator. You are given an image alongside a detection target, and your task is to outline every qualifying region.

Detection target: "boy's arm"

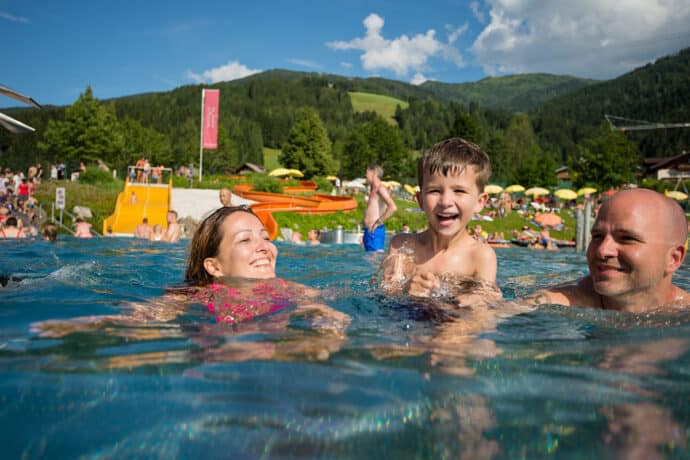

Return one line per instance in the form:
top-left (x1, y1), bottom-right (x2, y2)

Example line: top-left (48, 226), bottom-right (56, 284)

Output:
top-left (379, 234), bottom-right (415, 294)
top-left (473, 244), bottom-right (497, 285)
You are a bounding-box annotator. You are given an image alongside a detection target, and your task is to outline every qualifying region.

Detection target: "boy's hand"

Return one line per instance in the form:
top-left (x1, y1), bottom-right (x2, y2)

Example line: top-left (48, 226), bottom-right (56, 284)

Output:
top-left (408, 271), bottom-right (440, 298)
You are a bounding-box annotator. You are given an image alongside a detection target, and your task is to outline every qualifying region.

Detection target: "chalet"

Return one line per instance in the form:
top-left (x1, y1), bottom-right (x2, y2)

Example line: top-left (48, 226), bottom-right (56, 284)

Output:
top-left (233, 163), bottom-right (265, 174)
top-left (643, 151), bottom-right (690, 181)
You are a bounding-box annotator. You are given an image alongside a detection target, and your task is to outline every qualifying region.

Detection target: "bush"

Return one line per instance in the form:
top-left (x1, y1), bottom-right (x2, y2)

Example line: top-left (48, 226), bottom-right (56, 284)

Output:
top-left (78, 167), bottom-right (116, 185)
top-left (313, 176), bottom-right (334, 193)
top-left (251, 174), bottom-right (283, 193)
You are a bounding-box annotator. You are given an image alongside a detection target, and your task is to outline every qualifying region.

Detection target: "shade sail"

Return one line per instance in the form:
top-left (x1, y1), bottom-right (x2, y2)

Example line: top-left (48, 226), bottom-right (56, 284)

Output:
top-left (0, 112), bottom-right (35, 133)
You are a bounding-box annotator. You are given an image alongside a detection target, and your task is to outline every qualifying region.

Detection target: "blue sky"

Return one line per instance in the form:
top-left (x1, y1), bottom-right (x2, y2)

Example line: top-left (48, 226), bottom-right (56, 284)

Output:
top-left (2, 0), bottom-right (689, 108)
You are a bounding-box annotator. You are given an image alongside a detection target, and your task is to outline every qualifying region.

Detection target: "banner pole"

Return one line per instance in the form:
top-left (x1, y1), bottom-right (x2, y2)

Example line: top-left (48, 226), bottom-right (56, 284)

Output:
top-left (199, 89), bottom-right (205, 184)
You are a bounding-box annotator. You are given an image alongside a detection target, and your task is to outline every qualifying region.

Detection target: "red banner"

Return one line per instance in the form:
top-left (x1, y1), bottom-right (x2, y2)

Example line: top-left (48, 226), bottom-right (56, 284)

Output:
top-left (201, 89), bottom-right (220, 150)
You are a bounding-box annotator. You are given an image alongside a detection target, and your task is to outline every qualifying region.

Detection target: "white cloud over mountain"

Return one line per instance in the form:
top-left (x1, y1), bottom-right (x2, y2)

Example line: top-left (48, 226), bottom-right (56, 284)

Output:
top-left (471, 0), bottom-right (690, 79)
top-left (326, 13), bottom-right (466, 82)
top-left (186, 61), bottom-right (261, 84)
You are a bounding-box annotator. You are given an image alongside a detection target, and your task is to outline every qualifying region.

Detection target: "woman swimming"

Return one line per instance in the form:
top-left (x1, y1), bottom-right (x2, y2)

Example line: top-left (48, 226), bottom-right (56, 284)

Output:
top-left (32, 205), bottom-right (350, 361)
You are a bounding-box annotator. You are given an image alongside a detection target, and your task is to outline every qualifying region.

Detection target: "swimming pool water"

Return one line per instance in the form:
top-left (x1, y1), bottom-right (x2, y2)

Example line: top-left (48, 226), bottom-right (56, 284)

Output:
top-left (1, 238), bottom-right (689, 459)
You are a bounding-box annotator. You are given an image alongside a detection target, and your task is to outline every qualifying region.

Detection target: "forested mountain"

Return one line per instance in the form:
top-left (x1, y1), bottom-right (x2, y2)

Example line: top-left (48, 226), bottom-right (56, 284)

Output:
top-left (532, 47), bottom-right (690, 160)
top-left (1, 46), bottom-right (688, 188)
top-left (421, 74), bottom-right (597, 112)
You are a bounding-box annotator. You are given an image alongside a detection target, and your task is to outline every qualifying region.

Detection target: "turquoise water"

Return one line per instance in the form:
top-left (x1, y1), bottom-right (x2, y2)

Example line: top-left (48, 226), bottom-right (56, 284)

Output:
top-left (1, 238), bottom-right (690, 459)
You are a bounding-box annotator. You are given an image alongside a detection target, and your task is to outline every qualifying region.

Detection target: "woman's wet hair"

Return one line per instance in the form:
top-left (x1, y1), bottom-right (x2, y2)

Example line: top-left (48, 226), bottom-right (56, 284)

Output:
top-left (185, 205), bottom-right (257, 285)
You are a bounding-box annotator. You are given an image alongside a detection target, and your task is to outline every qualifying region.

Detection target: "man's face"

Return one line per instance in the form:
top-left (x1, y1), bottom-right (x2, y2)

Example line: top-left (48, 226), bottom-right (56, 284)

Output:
top-left (586, 195), bottom-right (672, 304)
top-left (219, 189), bottom-right (232, 206)
top-left (416, 168), bottom-right (487, 238)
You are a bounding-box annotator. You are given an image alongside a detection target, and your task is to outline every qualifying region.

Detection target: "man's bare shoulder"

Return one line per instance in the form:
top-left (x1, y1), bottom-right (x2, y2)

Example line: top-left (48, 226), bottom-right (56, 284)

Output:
top-left (522, 276), bottom-right (599, 307)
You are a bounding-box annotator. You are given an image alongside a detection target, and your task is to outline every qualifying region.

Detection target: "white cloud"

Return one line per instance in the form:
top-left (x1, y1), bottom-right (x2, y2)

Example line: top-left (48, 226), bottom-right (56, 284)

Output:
top-left (0, 10), bottom-right (29, 23)
top-left (326, 13), bottom-right (464, 77)
top-left (470, 1), bottom-right (486, 24)
top-left (186, 61), bottom-right (261, 83)
top-left (411, 73), bottom-right (428, 85)
top-left (471, 0), bottom-right (690, 79)
top-left (286, 58), bottom-right (323, 70)
top-left (340, 62), bottom-right (353, 69)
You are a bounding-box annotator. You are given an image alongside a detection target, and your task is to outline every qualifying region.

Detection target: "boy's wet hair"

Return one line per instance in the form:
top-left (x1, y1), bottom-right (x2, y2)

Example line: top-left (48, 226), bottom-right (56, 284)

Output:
top-left (417, 137), bottom-right (491, 191)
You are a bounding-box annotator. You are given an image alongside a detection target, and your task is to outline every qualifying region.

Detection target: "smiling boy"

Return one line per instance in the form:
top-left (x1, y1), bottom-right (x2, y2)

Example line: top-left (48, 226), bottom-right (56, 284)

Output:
top-left (380, 138), bottom-right (498, 299)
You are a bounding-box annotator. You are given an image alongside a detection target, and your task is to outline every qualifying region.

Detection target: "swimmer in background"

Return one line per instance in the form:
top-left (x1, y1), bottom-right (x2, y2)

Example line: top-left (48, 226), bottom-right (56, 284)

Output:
top-left (42, 222), bottom-right (58, 241)
top-left (379, 137), bottom-right (500, 304)
top-left (307, 228), bottom-right (321, 245)
top-left (134, 217), bottom-right (153, 239)
top-left (149, 224), bottom-right (165, 242)
top-left (164, 210), bottom-right (182, 242)
top-left (74, 218), bottom-right (93, 238)
top-left (0, 216), bottom-right (26, 239)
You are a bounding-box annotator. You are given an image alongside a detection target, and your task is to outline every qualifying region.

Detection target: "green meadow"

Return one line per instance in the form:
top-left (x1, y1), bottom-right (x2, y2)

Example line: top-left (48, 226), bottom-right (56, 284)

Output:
top-left (349, 92), bottom-right (409, 125)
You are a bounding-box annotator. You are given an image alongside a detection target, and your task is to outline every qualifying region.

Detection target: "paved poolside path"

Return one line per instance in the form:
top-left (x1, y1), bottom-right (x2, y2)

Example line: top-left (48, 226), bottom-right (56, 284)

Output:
top-left (171, 188), bottom-right (255, 221)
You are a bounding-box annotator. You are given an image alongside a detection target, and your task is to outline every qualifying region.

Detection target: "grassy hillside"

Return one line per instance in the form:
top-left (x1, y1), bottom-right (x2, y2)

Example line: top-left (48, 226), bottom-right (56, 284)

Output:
top-left (349, 91), bottom-right (410, 124)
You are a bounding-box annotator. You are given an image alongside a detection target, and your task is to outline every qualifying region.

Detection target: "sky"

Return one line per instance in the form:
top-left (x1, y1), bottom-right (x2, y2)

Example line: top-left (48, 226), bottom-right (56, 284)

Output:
top-left (2, 0), bottom-right (690, 108)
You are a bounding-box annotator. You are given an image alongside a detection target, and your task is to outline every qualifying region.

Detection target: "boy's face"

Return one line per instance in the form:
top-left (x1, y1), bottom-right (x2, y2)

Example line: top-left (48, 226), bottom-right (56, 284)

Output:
top-left (416, 168), bottom-right (487, 238)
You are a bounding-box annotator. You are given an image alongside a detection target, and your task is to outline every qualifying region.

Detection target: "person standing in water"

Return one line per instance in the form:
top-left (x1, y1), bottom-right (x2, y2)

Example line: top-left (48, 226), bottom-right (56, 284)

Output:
top-left (362, 164), bottom-right (397, 252)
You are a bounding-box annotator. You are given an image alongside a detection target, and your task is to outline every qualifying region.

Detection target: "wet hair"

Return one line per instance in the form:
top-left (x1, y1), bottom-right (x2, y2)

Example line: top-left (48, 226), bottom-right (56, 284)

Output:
top-left (184, 205), bottom-right (258, 286)
top-left (42, 222), bottom-right (58, 241)
top-left (417, 137), bottom-right (491, 191)
top-left (5, 216), bottom-right (18, 227)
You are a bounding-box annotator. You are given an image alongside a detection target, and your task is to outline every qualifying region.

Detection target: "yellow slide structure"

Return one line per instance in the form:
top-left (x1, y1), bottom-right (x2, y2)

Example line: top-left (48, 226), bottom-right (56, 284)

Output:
top-left (103, 178), bottom-right (171, 236)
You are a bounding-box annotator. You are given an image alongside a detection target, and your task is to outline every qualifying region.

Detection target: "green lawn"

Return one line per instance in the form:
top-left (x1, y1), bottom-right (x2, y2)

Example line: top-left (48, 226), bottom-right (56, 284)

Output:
top-left (349, 92), bottom-right (409, 125)
top-left (263, 147), bottom-right (282, 170)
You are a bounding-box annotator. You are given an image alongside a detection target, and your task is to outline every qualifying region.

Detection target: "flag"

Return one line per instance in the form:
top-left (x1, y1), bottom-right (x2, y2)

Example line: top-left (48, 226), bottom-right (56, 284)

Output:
top-left (201, 89), bottom-right (220, 150)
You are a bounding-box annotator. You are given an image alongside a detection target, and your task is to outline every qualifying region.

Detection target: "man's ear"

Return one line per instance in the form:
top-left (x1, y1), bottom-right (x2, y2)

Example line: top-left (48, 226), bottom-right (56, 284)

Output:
top-left (666, 244), bottom-right (686, 275)
top-left (203, 257), bottom-right (223, 278)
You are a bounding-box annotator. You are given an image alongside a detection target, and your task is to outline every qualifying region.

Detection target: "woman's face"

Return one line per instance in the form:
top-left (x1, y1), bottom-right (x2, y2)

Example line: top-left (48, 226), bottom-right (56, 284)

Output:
top-left (204, 211), bottom-right (277, 279)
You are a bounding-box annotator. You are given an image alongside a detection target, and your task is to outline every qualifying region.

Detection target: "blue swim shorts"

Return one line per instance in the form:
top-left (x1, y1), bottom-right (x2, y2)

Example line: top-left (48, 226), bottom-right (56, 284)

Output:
top-left (363, 224), bottom-right (386, 252)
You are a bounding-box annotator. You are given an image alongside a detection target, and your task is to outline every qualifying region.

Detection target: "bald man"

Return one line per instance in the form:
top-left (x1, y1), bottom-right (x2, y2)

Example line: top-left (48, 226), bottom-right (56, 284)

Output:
top-left (524, 189), bottom-right (689, 312)
top-left (219, 188), bottom-right (232, 207)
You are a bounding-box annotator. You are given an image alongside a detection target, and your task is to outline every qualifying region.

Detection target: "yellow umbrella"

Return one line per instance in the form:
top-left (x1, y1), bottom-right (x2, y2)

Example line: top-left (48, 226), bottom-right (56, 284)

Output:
top-left (326, 175), bottom-right (338, 181)
top-left (404, 184), bottom-right (419, 196)
top-left (524, 187), bottom-right (550, 197)
top-left (665, 190), bottom-right (688, 201)
top-left (504, 184), bottom-right (525, 193)
top-left (287, 169), bottom-right (304, 178)
top-left (577, 187), bottom-right (597, 196)
top-left (268, 168), bottom-right (292, 177)
top-left (484, 184), bottom-right (504, 194)
top-left (382, 180), bottom-right (401, 189)
top-left (554, 188), bottom-right (578, 200)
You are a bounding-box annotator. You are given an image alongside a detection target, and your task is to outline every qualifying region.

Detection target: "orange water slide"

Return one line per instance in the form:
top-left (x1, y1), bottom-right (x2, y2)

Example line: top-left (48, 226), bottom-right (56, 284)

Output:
top-left (233, 183), bottom-right (358, 240)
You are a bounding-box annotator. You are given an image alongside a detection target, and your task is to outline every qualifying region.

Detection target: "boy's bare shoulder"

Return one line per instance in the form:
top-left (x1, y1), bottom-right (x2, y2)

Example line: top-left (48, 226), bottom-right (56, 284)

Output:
top-left (389, 232), bottom-right (420, 250)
